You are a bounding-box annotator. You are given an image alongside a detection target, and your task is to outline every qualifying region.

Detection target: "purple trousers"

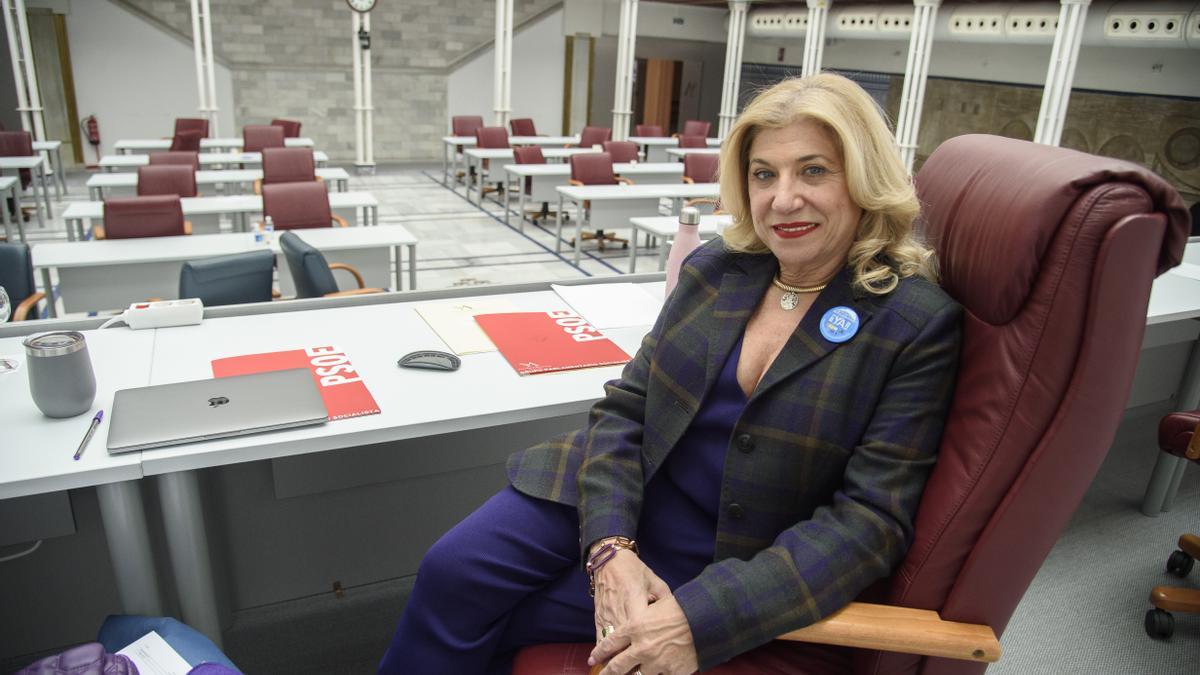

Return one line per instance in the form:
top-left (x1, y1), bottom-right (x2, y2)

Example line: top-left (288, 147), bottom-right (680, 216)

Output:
top-left (377, 485), bottom-right (709, 675)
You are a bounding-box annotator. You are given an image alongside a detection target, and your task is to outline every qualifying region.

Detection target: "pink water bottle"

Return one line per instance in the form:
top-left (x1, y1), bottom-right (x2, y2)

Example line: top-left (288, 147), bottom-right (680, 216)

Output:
top-left (665, 206), bottom-right (702, 297)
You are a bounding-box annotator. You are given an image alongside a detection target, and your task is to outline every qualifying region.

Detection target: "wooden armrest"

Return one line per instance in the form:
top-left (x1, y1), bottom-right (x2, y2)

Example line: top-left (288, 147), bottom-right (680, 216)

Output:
top-left (777, 602), bottom-right (1001, 663)
top-left (568, 179), bottom-right (585, 187)
top-left (323, 287), bottom-right (385, 298)
top-left (684, 198), bottom-right (723, 214)
top-left (315, 175), bottom-right (325, 185)
top-left (328, 262), bottom-right (366, 288)
top-left (183, 221), bottom-right (193, 235)
top-left (671, 132), bottom-right (680, 138)
top-left (12, 291), bottom-right (45, 322)
top-left (616, 176), bottom-right (634, 185)
top-left (92, 225), bottom-right (105, 240)
top-left (253, 179), bottom-right (263, 195)
top-left (332, 214), bottom-right (349, 228)
top-left (681, 176), bottom-right (695, 184)
top-left (1188, 421), bottom-right (1200, 460)
top-left (272, 289), bottom-right (281, 299)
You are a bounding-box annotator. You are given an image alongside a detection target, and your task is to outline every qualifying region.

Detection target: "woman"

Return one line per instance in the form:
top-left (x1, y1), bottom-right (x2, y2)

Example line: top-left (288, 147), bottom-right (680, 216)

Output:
top-left (379, 73), bottom-right (962, 675)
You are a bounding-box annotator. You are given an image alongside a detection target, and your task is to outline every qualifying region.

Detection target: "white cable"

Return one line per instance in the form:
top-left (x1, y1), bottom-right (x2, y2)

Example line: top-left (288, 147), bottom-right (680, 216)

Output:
top-left (0, 539), bottom-right (41, 562)
top-left (99, 313), bottom-right (128, 329)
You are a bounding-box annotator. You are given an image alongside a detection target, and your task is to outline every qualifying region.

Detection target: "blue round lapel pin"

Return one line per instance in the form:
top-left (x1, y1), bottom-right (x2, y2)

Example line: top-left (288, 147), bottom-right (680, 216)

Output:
top-left (819, 306), bottom-right (860, 343)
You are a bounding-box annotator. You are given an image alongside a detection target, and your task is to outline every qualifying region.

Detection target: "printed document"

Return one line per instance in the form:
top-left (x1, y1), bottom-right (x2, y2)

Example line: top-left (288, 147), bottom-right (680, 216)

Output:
top-left (117, 630), bottom-right (192, 675)
top-left (551, 283), bottom-right (662, 330)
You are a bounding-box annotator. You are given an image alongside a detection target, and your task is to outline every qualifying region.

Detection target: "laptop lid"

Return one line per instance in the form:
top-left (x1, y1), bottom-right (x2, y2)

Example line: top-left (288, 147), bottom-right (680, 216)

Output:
top-left (107, 368), bottom-right (328, 454)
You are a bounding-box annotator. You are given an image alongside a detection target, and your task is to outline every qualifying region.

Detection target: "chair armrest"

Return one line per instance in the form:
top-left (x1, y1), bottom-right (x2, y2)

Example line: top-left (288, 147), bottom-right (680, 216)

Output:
top-left (616, 176), bottom-right (634, 185)
top-left (328, 262), bottom-right (366, 288)
top-left (315, 175), bottom-right (325, 185)
top-left (776, 602), bottom-right (1001, 663)
top-left (332, 214), bottom-right (349, 228)
top-left (12, 291), bottom-right (45, 322)
top-left (323, 287), bottom-right (385, 298)
top-left (568, 179), bottom-right (584, 187)
top-left (681, 176), bottom-right (695, 184)
top-left (253, 179), bottom-right (263, 195)
top-left (92, 225), bottom-right (105, 240)
top-left (183, 221), bottom-right (193, 235)
top-left (684, 197), bottom-right (723, 214)
top-left (671, 133), bottom-right (680, 138)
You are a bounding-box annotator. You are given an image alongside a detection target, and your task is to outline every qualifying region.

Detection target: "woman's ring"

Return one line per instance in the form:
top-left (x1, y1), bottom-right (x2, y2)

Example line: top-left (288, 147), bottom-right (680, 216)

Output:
top-left (602, 624), bottom-right (615, 639)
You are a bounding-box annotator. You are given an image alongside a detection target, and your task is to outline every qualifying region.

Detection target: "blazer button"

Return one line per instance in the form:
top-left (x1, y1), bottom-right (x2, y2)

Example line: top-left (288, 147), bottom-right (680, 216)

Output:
top-left (735, 433), bottom-right (754, 453)
top-left (728, 503), bottom-right (745, 520)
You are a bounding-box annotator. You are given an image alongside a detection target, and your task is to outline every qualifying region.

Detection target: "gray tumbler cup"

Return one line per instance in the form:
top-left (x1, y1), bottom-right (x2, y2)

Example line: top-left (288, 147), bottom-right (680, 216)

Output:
top-left (24, 331), bottom-right (97, 418)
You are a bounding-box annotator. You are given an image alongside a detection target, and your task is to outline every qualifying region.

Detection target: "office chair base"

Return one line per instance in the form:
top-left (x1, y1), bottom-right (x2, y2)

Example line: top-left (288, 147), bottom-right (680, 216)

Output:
top-left (1167, 549), bottom-right (1194, 577)
top-left (571, 230), bottom-right (628, 251)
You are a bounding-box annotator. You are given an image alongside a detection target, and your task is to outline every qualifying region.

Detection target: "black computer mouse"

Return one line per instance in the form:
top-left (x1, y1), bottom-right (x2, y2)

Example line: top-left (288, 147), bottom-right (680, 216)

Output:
top-left (398, 350), bottom-right (461, 372)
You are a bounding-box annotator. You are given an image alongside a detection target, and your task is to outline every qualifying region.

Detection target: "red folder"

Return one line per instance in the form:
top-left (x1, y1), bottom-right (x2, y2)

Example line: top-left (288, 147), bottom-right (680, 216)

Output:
top-left (474, 310), bottom-right (631, 375)
top-left (211, 346), bottom-right (380, 421)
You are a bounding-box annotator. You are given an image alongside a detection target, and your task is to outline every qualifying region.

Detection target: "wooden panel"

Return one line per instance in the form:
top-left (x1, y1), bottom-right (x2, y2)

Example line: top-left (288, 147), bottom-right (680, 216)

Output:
top-left (642, 59), bottom-right (675, 133)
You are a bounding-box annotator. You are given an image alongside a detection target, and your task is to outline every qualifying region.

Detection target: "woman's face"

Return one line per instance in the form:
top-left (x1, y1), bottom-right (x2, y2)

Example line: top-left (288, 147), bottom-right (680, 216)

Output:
top-left (747, 118), bottom-right (862, 284)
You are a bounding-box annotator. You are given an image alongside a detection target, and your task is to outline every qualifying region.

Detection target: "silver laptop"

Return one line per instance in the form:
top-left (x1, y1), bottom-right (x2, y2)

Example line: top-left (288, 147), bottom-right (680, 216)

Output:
top-left (107, 368), bottom-right (328, 453)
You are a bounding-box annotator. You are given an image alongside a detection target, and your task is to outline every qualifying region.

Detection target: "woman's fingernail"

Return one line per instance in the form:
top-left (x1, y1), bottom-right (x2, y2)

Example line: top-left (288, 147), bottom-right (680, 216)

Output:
top-left (587, 657), bottom-right (595, 666)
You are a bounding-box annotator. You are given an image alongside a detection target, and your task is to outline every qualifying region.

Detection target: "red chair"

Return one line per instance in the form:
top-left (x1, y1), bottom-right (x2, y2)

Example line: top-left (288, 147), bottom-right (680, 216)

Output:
top-left (510, 118), bottom-right (538, 137)
top-left (255, 148), bottom-right (318, 195)
top-left (243, 125), bottom-right (285, 154)
top-left (682, 153), bottom-right (719, 184)
top-left (568, 152), bottom-right (631, 251)
top-left (678, 119), bottom-right (711, 138)
top-left (513, 134), bottom-right (1190, 674)
top-left (98, 195), bottom-right (190, 239)
top-left (474, 127), bottom-right (511, 196)
top-left (634, 124), bottom-right (665, 137)
top-left (0, 130), bottom-right (34, 189)
top-left (136, 165), bottom-right (197, 198)
top-left (270, 118), bottom-right (302, 138)
top-left (513, 146), bottom-right (549, 222)
top-left (169, 130), bottom-right (203, 152)
top-left (451, 116), bottom-right (485, 138)
top-left (148, 151), bottom-right (200, 170)
top-left (174, 118), bottom-right (209, 138)
top-left (262, 182), bottom-right (347, 230)
top-left (601, 141), bottom-right (639, 164)
top-left (678, 134), bottom-right (707, 149)
top-left (577, 126), bottom-right (611, 149)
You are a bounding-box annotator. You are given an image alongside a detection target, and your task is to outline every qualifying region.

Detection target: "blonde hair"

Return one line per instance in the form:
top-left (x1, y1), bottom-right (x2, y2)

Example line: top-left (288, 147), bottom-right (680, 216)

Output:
top-left (719, 73), bottom-right (936, 294)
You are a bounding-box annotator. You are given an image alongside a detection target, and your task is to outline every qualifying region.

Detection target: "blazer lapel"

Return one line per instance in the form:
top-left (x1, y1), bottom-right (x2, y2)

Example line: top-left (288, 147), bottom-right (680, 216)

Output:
top-left (702, 253), bottom-right (775, 395)
top-left (752, 266), bottom-right (874, 401)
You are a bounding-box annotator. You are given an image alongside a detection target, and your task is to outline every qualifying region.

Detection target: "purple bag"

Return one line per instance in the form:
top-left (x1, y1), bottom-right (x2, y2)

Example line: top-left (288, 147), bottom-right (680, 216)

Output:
top-left (15, 643), bottom-right (137, 675)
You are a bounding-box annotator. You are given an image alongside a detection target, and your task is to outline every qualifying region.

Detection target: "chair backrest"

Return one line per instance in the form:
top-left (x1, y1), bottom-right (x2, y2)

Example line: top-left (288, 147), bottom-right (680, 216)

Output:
top-left (270, 118), bottom-right (302, 138)
top-left (683, 153), bottom-right (719, 183)
top-left (510, 118), bottom-right (537, 136)
top-left (148, 151), bottom-right (200, 170)
top-left (451, 115), bottom-right (485, 137)
top-left (678, 134), bottom-right (707, 149)
top-left (635, 124), bottom-right (664, 137)
top-left (578, 126), bottom-right (612, 148)
top-left (243, 125), bottom-right (286, 153)
top-left (602, 141), bottom-right (639, 164)
top-left (0, 242), bottom-right (36, 322)
top-left (173, 118), bottom-right (209, 138)
top-left (262, 182), bottom-right (334, 230)
top-left (169, 130), bottom-right (203, 152)
top-left (102, 195), bottom-right (187, 239)
top-left (278, 231), bottom-right (338, 298)
top-left (570, 152), bottom-right (617, 186)
top-left (261, 147), bottom-right (316, 186)
top-left (136, 165), bottom-right (197, 198)
top-left (0, 130), bottom-right (34, 187)
top-left (179, 249), bottom-right (275, 307)
top-left (512, 146), bottom-right (546, 165)
top-left (475, 126), bottom-right (510, 149)
top-left (854, 134), bottom-right (1189, 675)
top-left (681, 119), bottom-right (711, 137)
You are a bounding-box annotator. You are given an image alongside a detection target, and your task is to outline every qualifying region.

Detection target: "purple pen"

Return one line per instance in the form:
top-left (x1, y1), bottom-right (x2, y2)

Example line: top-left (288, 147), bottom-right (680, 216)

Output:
top-left (73, 410), bottom-right (104, 461)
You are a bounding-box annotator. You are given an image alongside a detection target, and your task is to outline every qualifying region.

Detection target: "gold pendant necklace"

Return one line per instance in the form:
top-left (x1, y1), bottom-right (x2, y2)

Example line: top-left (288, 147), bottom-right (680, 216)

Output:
top-left (772, 275), bottom-right (828, 311)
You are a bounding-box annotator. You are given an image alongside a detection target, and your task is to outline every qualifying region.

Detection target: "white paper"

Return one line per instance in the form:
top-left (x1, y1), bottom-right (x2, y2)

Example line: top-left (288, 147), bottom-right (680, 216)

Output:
top-left (117, 630), bottom-right (192, 675)
top-left (413, 298), bottom-right (518, 355)
top-left (551, 283), bottom-right (663, 330)
top-left (1169, 262), bottom-right (1200, 282)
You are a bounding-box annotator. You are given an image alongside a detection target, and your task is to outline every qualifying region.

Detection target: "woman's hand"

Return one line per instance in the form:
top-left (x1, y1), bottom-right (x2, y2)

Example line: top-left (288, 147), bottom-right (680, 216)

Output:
top-left (591, 549), bottom-right (670, 643)
top-left (589, 594), bottom-right (699, 675)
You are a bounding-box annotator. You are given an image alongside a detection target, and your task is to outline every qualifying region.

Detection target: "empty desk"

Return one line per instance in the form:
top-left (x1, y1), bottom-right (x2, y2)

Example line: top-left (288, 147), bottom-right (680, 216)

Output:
top-left (32, 140), bottom-right (67, 197)
top-left (441, 134), bottom-right (581, 186)
top-left (501, 162), bottom-right (685, 230)
top-left (0, 155), bottom-right (51, 228)
top-left (0, 176), bottom-right (19, 242)
top-left (628, 214), bottom-right (730, 272)
top-left (463, 147), bottom-right (594, 205)
top-left (99, 151), bottom-right (330, 172)
top-left (628, 136), bottom-right (721, 163)
top-left (114, 137), bottom-right (316, 154)
top-left (87, 167), bottom-right (352, 200)
top-left (664, 147), bottom-right (721, 161)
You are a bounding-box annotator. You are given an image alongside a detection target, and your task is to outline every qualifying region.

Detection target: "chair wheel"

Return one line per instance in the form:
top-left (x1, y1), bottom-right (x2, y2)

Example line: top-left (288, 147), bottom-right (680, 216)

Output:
top-left (1167, 550), bottom-right (1194, 578)
top-left (1145, 609), bottom-right (1174, 639)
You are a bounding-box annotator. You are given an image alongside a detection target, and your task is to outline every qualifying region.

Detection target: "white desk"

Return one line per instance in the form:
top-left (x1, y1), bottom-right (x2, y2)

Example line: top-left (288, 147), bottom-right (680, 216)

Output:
top-left (628, 214), bottom-right (730, 272)
top-left (0, 175), bottom-right (19, 242)
top-left (665, 147), bottom-right (722, 161)
top-left (555, 183), bottom-right (721, 264)
top-left (99, 151), bottom-right (330, 172)
top-left (628, 136), bottom-right (721, 163)
top-left (61, 191), bottom-right (379, 241)
top-left (34, 224), bottom-right (418, 315)
top-left (501, 162), bottom-right (686, 229)
top-left (462, 147), bottom-right (594, 205)
top-left (31, 140), bottom-right (67, 197)
top-left (441, 135), bottom-right (581, 186)
top-left (86, 168), bottom-right (352, 200)
top-left (0, 155), bottom-right (50, 229)
top-left (114, 137), bottom-right (315, 154)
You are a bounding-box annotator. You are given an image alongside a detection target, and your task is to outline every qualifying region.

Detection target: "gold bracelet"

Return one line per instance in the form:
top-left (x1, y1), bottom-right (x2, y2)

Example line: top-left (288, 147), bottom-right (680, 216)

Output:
top-left (586, 536), bottom-right (638, 597)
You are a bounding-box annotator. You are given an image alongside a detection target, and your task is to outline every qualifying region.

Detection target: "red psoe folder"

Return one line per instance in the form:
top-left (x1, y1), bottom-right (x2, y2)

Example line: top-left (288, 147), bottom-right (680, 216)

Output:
top-left (474, 311), bottom-right (631, 375)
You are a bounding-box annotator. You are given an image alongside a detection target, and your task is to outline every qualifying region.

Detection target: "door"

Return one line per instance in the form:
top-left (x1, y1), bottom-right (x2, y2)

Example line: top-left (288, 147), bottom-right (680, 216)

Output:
top-left (27, 8), bottom-right (83, 165)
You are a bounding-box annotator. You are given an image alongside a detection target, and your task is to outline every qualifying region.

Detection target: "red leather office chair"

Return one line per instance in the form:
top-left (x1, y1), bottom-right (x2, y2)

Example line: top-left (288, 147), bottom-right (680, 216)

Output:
top-left (513, 134), bottom-right (1189, 674)
top-left (98, 195), bottom-right (190, 239)
top-left (682, 153), bottom-right (719, 184)
top-left (149, 151), bottom-right (200, 170)
top-left (136, 165), bottom-right (197, 198)
top-left (510, 118), bottom-right (538, 137)
top-left (0, 130), bottom-right (34, 190)
top-left (577, 126), bottom-right (612, 149)
top-left (568, 152), bottom-right (631, 251)
top-left (475, 126), bottom-right (511, 197)
top-left (452, 115), bottom-right (485, 138)
top-left (634, 124), bottom-right (664, 137)
top-left (513, 146), bottom-right (548, 222)
top-left (261, 182), bottom-right (347, 230)
top-left (173, 118), bottom-right (209, 138)
top-left (601, 141), bottom-right (639, 164)
top-left (243, 125), bottom-right (285, 154)
top-left (677, 134), bottom-right (707, 149)
top-left (1144, 410), bottom-right (1200, 639)
top-left (255, 147), bottom-right (318, 195)
top-left (270, 118), bottom-right (302, 138)
top-left (677, 119), bottom-right (711, 138)
top-left (169, 130), bottom-right (203, 152)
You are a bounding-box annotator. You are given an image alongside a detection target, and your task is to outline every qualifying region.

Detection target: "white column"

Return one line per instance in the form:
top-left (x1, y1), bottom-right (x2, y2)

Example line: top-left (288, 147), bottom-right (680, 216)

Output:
top-left (717, 0), bottom-right (749, 139)
top-left (362, 11), bottom-right (374, 168)
top-left (3, 0), bottom-right (45, 141)
top-left (493, 0), bottom-right (513, 128)
top-left (201, 0), bottom-right (218, 135)
top-left (352, 11), bottom-right (364, 167)
top-left (801, 0), bottom-right (831, 78)
top-left (895, 0), bottom-right (941, 172)
top-left (611, 0), bottom-right (639, 141)
top-left (189, 0), bottom-right (209, 122)
top-left (1034, 0), bottom-right (1091, 146)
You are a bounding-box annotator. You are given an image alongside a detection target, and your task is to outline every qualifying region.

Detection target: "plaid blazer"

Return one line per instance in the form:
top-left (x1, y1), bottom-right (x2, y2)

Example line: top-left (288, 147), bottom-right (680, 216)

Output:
top-left (507, 238), bottom-right (962, 669)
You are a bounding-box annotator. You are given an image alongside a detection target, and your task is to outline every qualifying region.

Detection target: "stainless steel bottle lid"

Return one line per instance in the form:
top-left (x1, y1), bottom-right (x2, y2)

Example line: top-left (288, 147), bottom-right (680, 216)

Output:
top-left (23, 331), bottom-right (87, 357)
top-left (679, 206), bottom-right (700, 226)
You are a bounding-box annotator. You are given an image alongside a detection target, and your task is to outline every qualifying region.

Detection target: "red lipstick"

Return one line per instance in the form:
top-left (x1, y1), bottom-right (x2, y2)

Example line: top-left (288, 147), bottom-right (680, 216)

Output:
top-left (771, 222), bottom-right (820, 239)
